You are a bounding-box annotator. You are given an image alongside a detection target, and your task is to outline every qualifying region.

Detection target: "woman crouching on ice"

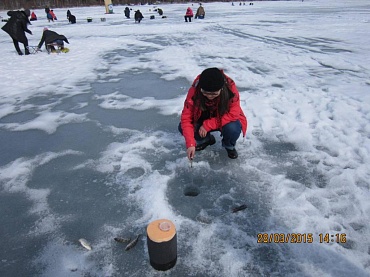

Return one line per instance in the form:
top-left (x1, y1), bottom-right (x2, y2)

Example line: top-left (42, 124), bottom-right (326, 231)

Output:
top-left (179, 67), bottom-right (247, 160)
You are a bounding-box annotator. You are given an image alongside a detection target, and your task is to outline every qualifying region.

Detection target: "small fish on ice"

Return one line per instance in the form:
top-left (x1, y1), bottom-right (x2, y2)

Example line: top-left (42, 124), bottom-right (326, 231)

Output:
top-left (125, 234), bottom-right (141, 251)
top-left (114, 237), bottom-right (131, 243)
top-left (232, 204), bottom-right (247, 213)
top-left (78, 238), bottom-right (92, 251)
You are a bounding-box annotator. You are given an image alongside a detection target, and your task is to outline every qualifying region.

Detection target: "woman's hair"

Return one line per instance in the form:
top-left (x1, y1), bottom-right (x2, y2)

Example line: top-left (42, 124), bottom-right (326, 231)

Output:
top-left (193, 80), bottom-right (235, 116)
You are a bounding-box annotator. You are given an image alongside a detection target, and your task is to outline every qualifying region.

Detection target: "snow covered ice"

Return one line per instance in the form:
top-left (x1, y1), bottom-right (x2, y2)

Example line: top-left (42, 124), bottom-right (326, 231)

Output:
top-left (1, 1), bottom-right (370, 276)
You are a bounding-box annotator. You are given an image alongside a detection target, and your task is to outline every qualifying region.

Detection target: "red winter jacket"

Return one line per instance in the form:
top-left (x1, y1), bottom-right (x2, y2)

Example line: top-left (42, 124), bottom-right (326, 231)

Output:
top-left (185, 8), bottom-right (193, 17)
top-left (180, 70), bottom-right (247, 149)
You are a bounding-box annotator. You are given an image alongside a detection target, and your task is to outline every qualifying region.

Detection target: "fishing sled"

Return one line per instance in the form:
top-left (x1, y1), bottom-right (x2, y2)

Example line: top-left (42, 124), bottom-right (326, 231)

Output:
top-left (26, 46), bottom-right (42, 54)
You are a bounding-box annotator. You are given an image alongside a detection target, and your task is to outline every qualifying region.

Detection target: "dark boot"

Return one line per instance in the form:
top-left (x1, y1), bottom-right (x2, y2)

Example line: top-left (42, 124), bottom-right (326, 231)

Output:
top-left (195, 135), bottom-right (216, 151)
top-left (226, 148), bottom-right (238, 159)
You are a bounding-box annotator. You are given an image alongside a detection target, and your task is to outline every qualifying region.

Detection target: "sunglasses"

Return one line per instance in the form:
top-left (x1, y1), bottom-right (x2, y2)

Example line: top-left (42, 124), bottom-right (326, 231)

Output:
top-left (201, 88), bottom-right (221, 96)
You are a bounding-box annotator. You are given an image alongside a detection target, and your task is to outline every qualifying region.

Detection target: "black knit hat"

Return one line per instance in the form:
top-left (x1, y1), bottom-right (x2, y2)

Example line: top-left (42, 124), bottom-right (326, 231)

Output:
top-left (24, 9), bottom-right (31, 17)
top-left (199, 68), bottom-right (225, 92)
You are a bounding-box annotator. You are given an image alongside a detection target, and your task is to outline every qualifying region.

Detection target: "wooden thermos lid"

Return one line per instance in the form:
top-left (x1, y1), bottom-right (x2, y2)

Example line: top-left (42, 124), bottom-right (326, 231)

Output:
top-left (147, 219), bottom-right (176, 242)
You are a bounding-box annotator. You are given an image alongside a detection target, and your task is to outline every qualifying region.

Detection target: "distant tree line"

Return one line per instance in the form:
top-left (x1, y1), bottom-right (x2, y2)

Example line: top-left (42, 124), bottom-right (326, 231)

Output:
top-left (0, 0), bottom-right (181, 10)
top-left (2, 0), bottom-right (195, 11)
top-left (1, 0), bottom-right (103, 10)
top-left (0, 0), bottom-right (280, 11)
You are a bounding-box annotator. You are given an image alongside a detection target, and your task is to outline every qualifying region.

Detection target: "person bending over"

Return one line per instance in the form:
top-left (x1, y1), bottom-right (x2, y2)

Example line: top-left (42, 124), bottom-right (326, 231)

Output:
top-left (37, 27), bottom-right (69, 53)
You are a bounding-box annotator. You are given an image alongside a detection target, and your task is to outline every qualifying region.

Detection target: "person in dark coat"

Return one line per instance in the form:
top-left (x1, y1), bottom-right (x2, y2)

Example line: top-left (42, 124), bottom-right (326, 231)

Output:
top-left (68, 14), bottom-right (76, 24)
top-left (67, 10), bottom-right (76, 24)
top-left (37, 28), bottom-right (69, 53)
top-left (134, 10), bottom-right (144, 23)
top-left (124, 7), bottom-right (130, 19)
top-left (1, 9), bottom-right (32, 55)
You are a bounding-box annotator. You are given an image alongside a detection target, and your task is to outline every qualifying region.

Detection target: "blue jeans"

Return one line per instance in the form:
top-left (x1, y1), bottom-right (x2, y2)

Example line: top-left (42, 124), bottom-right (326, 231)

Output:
top-left (53, 39), bottom-right (64, 47)
top-left (178, 120), bottom-right (242, 150)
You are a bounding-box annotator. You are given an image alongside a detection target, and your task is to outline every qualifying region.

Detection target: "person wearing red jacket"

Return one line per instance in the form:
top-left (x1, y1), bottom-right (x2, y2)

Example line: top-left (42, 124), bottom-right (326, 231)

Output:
top-left (30, 11), bottom-right (37, 21)
top-left (49, 10), bottom-right (57, 20)
top-left (184, 7), bottom-right (193, 22)
top-left (179, 67), bottom-right (247, 160)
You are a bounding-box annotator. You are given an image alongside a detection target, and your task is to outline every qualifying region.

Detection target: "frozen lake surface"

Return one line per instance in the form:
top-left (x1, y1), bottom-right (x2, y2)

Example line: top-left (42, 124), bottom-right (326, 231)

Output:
top-left (1, 1), bottom-right (370, 276)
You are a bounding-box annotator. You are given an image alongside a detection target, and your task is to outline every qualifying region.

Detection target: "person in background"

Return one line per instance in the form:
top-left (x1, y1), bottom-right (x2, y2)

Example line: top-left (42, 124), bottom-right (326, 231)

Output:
top-left (37, 27), bottom-right (69, 53)
top-left (134, 10), bottom-right (144, 23)
top-left (47, 11), bottom-right (53, 22)
top-left (184, 7), bottom-right (193, 22)
top-left (179, 68), bottom-right (247, 160)
top-left (195, 3), bottom-right (205, 19)
top-left (68, 14), bottom-right (76, 24)
top-left (30, 11), bottom-right (37, 21)
top-left (67, 10), bottom-right (76, 24)
top-left (124, 7), bottom-right (130, 19)
top-left (44, 6), bottom-right (50, 17)
top-left (49, 10), bottom-right (57, 20)
top-left (157, 8), bottom-right (163, 16)
top-left (1, 9), bottom-right (32, 55)
top-left (69, 14), bottom-right (76, 24)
